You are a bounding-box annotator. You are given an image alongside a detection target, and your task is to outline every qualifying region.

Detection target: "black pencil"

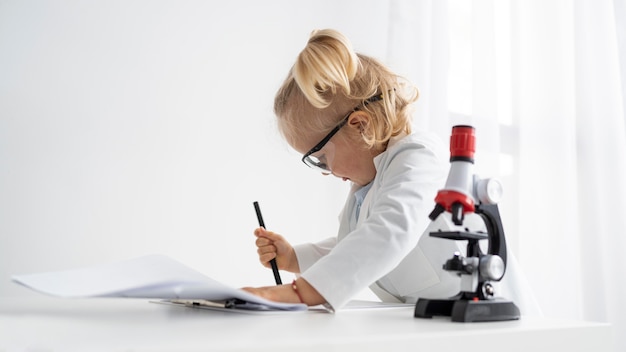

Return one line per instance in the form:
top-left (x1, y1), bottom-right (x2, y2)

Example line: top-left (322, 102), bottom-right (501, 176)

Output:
top-left (253, 201), bottom-right (283, 285)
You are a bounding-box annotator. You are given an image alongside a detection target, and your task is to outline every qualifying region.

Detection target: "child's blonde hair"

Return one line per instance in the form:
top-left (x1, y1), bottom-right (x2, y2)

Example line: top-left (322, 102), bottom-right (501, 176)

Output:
top-left (274, 29), bottom-right (419, 150)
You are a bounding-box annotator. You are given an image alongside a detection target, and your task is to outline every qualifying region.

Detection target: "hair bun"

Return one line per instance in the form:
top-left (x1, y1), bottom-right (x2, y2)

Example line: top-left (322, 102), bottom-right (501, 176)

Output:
top-left (293, 29), bottom-right (361, 108)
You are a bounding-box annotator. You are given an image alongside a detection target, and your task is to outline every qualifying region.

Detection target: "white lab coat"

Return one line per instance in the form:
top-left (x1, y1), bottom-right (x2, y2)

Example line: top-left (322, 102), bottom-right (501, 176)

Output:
top-left (294, 130), bottom-right (542, 315)
top-left (294, 130), bottom-right (450, 310)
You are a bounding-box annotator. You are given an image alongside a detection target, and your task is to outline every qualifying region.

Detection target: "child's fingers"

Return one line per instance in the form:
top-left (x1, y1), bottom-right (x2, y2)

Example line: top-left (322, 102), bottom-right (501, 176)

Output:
top-left (254, 228), bottom-right (278, 266)
top-left (254, 227), bottom-right (283, 242)
top-left (257, 242), bottom-right (277, 267)
top-left (258, 252), bottom-right (277, 266)
top-left (252, 227), bottom-right (294, 271)
top-left (257, 244), bottom-right (277, 258)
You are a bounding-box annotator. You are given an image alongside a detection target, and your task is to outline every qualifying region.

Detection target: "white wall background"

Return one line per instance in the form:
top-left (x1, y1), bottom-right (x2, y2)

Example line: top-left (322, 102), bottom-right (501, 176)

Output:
top-left (0, 0), bottom-right (400, 295)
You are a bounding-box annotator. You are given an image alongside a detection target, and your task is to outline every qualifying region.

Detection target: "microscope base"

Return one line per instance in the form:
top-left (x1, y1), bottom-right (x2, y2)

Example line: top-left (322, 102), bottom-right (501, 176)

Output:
top-left (414, 298), bottom-right (520, 322)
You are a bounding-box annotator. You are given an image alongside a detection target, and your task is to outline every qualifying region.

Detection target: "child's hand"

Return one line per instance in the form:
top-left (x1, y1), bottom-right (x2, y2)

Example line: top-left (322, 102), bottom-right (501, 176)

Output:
top-left (241, 284), bottom-right (301, 304)
top-left (242, 278), bottom-right (325, 306)
top-left (253, 227), bottom-right (299, 273)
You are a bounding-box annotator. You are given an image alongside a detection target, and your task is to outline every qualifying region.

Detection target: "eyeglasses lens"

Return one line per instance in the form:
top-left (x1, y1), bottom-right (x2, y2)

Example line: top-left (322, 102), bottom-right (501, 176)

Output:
top-left (303, 141), bottom-right (336, 173)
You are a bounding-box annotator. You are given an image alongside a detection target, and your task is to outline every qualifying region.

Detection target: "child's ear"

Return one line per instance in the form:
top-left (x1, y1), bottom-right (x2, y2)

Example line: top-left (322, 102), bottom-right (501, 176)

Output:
top-left (347, 111), bottom-right (370, 133)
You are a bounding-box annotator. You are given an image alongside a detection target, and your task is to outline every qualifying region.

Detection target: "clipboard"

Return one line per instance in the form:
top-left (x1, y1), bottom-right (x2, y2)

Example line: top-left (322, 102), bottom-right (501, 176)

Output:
top-left (12, 254), bottom-right (307, 312)
top-left (154, 298), bottom-right (312, 315)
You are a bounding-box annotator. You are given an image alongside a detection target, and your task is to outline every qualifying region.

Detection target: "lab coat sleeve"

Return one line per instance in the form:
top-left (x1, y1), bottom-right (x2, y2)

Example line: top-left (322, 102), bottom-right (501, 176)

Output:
top-left (293, 237), bottom-right (337, 273)
top-left (299, 136), bottom-right (447, 310)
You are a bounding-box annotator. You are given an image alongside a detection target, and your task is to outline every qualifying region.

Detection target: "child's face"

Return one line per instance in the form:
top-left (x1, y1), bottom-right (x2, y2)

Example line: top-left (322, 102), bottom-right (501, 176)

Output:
top-left (294, 111), bottom-right (381, 186)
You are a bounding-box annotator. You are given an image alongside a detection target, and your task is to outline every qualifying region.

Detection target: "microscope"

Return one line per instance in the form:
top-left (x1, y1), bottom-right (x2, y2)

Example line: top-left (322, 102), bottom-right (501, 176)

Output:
top-left (414, 125), bottom-right (520, 322)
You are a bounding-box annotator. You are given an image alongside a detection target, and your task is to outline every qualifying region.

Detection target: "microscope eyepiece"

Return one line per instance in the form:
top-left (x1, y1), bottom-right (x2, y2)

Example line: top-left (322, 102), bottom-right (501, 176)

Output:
top-left (450, 125), bottom-right (475, 163)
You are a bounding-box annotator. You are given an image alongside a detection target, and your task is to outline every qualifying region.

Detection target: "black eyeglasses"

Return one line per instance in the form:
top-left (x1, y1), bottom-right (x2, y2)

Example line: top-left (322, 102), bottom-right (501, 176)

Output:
top-left (301, 93), bottom-right (384, 173)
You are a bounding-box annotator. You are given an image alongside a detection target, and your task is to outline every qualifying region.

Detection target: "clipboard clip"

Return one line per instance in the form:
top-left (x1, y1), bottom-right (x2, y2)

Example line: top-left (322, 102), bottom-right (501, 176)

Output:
top-left (169, 299), bottom-right (275, 311)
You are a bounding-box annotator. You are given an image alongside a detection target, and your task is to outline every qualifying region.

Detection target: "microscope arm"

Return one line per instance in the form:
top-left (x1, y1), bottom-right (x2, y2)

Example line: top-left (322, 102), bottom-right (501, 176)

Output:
top-left (475, 203), bottom-right (507, 268)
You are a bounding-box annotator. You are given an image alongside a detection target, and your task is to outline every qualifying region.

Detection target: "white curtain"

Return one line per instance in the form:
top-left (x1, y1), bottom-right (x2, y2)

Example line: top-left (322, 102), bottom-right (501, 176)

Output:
top-left (387, 0), bottom-right (626, 351)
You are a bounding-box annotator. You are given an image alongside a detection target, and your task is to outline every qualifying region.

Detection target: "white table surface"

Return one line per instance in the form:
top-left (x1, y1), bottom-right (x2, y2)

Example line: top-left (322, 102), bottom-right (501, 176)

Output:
top-left (0, 296), bottom-right (612, 352)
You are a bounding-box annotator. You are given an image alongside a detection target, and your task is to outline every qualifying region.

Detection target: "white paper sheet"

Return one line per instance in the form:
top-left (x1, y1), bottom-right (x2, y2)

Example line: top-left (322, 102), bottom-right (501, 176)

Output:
top-left (12, 254), bottom-right (306, 311)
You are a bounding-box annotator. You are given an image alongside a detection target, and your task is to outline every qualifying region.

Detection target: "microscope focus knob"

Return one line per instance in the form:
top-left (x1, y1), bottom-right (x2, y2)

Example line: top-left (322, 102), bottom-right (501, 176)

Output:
top-left (479, 255), bottom-right (505, 281)
top-left (475, 178), bottom-right (503, 205)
